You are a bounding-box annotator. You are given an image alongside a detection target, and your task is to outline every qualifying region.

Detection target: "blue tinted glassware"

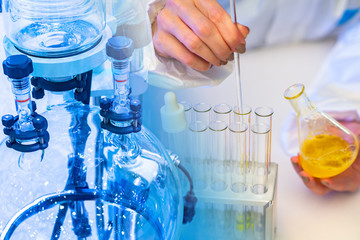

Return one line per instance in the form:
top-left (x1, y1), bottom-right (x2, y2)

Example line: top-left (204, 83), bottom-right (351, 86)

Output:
top-left (2, 0), bottom-right (105, 57)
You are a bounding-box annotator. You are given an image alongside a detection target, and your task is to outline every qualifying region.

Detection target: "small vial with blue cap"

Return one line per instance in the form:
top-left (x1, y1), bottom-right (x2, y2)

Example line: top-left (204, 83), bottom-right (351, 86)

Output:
top-left (2, 55), bottom-right (49, 154)
top-left (106, 36), bottom-right (134, 112)
top-left (98, 36), bottom-right (184, 239)
top-left (3, 55), bottom-right (34, 131)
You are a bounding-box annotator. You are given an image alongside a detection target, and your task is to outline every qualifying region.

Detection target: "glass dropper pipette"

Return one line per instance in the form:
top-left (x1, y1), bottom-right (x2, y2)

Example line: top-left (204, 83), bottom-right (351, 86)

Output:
top-left (230, 0), bottom-right (244, 119)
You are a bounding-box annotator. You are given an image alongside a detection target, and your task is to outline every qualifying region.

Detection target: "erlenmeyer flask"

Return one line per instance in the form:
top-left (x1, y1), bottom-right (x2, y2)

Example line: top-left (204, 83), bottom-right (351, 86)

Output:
top-left (284, 83), bottom-right (359, 178)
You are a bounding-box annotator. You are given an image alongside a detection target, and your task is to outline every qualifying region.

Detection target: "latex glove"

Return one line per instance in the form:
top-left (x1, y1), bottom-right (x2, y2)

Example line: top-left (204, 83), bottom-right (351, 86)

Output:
top-left (290, 110), bottom-right (360, 195)
top-left (152, 0), bottom-right (250, 71)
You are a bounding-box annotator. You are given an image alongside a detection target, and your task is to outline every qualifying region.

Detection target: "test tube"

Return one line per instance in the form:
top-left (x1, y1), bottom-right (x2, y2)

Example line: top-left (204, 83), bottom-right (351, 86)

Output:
top-left (192, 103), bottom-right (211, 125)
top-left (254, 106), bottom-right (274, 174)
top-left (229, 121), bottom-right (248, 193)
top-left (233, 105), bottom-right (252, 173)
top-left (189, 103), bottom-right (211, 190)
top-left (213, 103), bottom-right (232, 125)
top-left (232, 104), bottom-right (252, 124)
top-left (213, 103), bottom-right (232, 184)
top-left (209, 119), bottom-right (228, 192)
top-left (251, 123), bottom-right (271, 194)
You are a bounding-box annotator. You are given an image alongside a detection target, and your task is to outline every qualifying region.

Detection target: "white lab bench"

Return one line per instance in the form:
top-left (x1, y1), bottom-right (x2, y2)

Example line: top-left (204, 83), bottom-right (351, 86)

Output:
top-left (1, 20), bottom-right (360, 239)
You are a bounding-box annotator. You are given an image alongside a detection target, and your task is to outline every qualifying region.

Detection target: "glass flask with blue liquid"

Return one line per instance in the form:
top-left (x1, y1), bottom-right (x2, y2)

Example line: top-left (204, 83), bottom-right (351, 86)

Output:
top-left (98, 36), bottom-right (183, 240)
top-left (0, 44), bottom-right (183, 239)
top-left (0, 54), bottom-right (102, 239)
top-left (1, 0), bottom-right (105, 57)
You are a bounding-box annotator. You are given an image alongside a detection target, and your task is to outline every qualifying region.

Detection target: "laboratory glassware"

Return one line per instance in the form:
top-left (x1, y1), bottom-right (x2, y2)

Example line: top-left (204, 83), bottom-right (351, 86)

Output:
top-left (210, 104), bottom-right (231, 193)
top-left (254, 106), bottom-right (273, 174)
top-left (284, 83), bottom-right (359, 178)
top-left (233, 104), bottom-right (252, 124)
top-left (209, 120), bottom-right (228, 192)
top-left (213, 103), bottom-right (232, 125)
top-left (251, 123), bottom-right (271, 194)
top-left (0, 55), bottom-right (53, 235)
top-left (1, 38), bottom-right (184, 239)
top-left (233, 104), bottom-right (252, 173)
top-left (229, 121), bottom-right (248, 193)
top-left (189, 103), bottom-right (211, 191)
top-left (100, 36), bottom-right (183, 239)
top-left (254, 106), bottom-right (274, 127)
top-left (108, 0), bottom-right (152, 97)
top-left (179, 101), bottom-right (277, 240)
top-left (191, 102), bottom-right (211, 126)
top-left (1, 0), bottom-right (105, 58)
top-left (0, 55), bottom-right (102, 239)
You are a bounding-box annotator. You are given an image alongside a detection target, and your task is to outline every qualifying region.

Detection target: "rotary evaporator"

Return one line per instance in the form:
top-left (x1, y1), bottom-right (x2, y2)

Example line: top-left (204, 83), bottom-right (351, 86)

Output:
top-left (0, 0), bottom-right (192, 239)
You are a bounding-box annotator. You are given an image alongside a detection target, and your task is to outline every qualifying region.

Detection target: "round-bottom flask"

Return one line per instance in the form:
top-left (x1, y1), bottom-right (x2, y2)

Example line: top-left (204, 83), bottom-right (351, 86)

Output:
top-left (0, 56), bottom-right (101, 238)
top-left (0, 96), bottom-right (101, 239)
top-left (101, 126), bottom-right (183, 240)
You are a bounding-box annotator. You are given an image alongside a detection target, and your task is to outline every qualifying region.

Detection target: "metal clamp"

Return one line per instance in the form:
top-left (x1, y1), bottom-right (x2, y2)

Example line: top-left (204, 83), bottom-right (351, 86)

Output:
top-left (100, 98), bottom-right (142, 134)
top-left (2, 102), bottom-right (50, 152)
top-left (31, 70), bottom-right (93, 104)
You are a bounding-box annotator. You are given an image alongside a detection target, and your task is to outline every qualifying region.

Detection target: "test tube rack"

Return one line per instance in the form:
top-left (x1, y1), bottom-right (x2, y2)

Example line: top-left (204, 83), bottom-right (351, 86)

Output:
top-left (163, 102), bottom-right (277, 240)
top-left (180, 163), bottom-right (277, 240)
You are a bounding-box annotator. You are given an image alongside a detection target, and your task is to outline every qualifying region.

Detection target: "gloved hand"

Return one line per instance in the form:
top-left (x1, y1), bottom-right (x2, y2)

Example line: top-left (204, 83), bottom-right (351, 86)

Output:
top-left (290, 110), bottom-right (360, 195)
top-left (152, 0), bottom-right (250, 71)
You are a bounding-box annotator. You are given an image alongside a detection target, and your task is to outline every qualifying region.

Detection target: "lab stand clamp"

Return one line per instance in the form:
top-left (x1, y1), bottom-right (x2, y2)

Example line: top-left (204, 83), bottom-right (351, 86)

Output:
top-left (99, 97), bottom-right (142, 134)
top-left (2, 55), bottom-right (50, 153)
top-left (2, 106), bottom-right (50, 153)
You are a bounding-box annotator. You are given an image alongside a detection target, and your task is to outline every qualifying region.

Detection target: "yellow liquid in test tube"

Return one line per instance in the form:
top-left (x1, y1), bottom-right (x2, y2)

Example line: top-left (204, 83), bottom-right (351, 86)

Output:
top-left (300, 134), bottom-right (358, 178)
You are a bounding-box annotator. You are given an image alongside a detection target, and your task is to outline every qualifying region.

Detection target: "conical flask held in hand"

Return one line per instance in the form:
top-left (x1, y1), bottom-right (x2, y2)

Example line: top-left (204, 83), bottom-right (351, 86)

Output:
top-left (284, 83), bottom-right (359, 178)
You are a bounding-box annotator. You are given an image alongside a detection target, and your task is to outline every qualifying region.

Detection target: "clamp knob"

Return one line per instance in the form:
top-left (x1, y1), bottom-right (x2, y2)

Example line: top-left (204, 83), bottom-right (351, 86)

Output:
top-left (130, 99), bottom-right (141, 112)
top-left (2, 115), bottom-right (15, 128)
top-left (32, 116), bottom-right (47, 130)
top-left (100, 98), bottom-right (112, 111)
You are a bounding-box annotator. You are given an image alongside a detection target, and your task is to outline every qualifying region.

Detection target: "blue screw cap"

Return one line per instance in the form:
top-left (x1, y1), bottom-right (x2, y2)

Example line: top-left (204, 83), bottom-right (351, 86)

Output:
top-left (3, 55), bottom-right (33, 79)
top-left (32, 87), bottom-right (45, 99)
top-left (2, 115), bottom-right (15, 128)
top-left (130, 99), bottom-right (141, 112)
top-left (32, 116), bottom-right (47, 130)
top-left (106, 36), bottom-right (134, 60)
top-left (100, 98), bottom-right (112, 110)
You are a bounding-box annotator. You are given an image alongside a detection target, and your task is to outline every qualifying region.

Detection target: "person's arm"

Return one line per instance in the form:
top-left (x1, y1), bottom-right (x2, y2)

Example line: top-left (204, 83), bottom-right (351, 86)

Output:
top-left (150, 0), bottom-right (249, 71)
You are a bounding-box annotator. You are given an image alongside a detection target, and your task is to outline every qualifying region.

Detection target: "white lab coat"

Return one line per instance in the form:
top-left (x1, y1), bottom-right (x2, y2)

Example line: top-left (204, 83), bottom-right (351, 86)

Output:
top-left (146, 0), bottom-right (360, 152)
top-left (147, 0), bottom-right (360, 89)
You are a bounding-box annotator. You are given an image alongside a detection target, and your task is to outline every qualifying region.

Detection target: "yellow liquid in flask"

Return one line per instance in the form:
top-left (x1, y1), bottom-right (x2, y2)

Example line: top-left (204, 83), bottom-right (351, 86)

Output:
top-left (300, 134), bottom-right (358, 178)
